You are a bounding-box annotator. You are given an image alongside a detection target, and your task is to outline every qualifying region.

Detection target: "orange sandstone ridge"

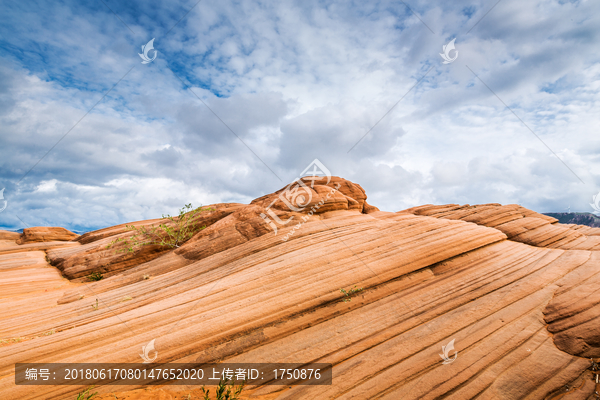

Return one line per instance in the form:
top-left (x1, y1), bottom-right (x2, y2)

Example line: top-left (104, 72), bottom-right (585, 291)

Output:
top-left (0, 177), bottom-right (599, 399)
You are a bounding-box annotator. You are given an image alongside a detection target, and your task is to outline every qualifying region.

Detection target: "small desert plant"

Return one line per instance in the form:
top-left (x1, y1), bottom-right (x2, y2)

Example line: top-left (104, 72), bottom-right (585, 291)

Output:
top-left (143, 274), bottom-right (150, 280)
top-left (76, 386), bottom-right (97, 400)
top-left (120, 296), bottom-right (132, 302)
top-left (91, 299), bottom-right (99, 311)
top-left (0, 337), bottom-right (24, 344)
top-left (106, 204), bottom-right (213, 254)
top-left (87, 272), bottom-right (103, 281)
top-left (201, 377), bottom-right (245, 400)
top-left (340, 286), bottom-right (363, 303)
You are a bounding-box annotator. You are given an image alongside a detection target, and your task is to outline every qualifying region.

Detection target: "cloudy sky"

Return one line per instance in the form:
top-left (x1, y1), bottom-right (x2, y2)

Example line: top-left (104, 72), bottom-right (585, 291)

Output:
top-left (0, 0), bottom-right (599, 232)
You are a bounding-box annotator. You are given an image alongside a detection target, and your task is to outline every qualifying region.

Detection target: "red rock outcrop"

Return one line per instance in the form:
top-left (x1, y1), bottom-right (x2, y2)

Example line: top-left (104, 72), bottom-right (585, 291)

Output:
top-left (403, 203), bottom-right (600, 249)
top-left (0, 178), bottom-right (599, 400)
top-left (47, 203), bottom-right (245, 280)
top-left (16, 227), bottom-right (79, 244)
top-left (0, 230), bottom-right (21, 241)
top-left (542, 251), bottom-right (600, 358)
top-left (47, 177), bottom-right (378, 281)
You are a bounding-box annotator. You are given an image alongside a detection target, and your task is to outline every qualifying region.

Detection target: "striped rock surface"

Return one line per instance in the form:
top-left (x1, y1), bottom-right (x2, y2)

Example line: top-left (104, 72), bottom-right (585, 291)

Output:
top-left (0, 178), bottom-right (599, 399)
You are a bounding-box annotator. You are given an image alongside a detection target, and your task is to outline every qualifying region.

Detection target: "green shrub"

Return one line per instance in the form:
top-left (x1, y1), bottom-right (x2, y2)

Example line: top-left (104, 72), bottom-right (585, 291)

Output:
top-left (340, 285), bottom-right (363, 303)
top-left (201, 377), bottom-right (245, 400)
top-left (87, 272), bottom-right (103, 281)
top-left (76, 386), bottom-right (97, 400)
top-left (106, 204), bottom-right (213, 254)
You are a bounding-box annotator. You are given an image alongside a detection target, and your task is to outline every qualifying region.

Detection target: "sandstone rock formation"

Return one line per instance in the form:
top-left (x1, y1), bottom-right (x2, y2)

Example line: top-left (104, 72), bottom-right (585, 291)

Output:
top-left (0, 178), bottom-right (599, 399)
top-left (0, 231), bottom-right (20, 241)
top-left (17, 227), bottom-right (79, 244)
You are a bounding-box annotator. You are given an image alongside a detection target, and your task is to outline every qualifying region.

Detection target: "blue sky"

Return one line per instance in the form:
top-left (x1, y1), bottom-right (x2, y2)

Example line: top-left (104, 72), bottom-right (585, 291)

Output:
top-left (1, 0), bottom-right (599, 231)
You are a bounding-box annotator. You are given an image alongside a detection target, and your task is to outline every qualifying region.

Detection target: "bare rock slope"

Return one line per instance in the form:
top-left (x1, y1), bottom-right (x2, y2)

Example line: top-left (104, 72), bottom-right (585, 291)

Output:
top-left (1, 177), bottom-right (599, 399)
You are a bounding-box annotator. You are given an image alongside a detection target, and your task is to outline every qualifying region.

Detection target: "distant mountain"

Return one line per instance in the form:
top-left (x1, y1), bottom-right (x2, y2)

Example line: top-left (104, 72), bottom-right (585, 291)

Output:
top-left (544, 212), bottom-right (600, 228)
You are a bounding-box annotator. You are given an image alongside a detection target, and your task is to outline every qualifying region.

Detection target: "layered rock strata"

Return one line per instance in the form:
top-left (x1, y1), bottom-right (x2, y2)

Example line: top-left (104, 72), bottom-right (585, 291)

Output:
top-left (0, 179), bottom-right (599, 399)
